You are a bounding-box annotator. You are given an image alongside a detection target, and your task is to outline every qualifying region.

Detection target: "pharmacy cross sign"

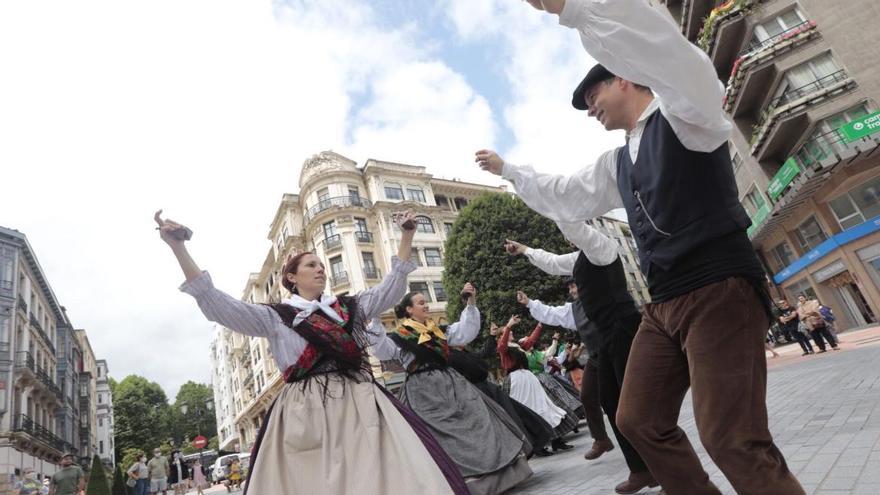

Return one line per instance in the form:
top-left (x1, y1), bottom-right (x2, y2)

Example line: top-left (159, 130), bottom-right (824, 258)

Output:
top-left (840, 111), bottom-right (880, 142)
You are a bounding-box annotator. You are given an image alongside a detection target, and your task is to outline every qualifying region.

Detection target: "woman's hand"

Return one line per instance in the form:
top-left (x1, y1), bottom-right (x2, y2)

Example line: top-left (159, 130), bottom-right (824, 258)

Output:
top-left (462, 282), bottom-right (477, 305)
top-left (394, 210), bottom-right (417, 232)
top-left (507, 314), bottom-right (521, 328)
top-left (154, 210), bottom-right (192, 249)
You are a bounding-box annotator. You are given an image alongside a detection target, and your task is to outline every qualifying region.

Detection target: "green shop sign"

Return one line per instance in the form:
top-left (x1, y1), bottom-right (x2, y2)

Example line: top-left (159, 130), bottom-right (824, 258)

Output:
top-left (747, 202), bottom-right (771, 237)
top-left (840, 110), bottom-right (880, 142)
top-left (767, 158), bottom-right (801, 201)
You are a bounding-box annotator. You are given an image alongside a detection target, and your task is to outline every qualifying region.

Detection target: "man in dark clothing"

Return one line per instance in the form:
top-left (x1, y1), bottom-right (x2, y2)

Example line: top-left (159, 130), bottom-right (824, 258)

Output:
top-left (477, 1), bottom-right (804, 493)
top-left (778, 298), bottom-right (813, 355)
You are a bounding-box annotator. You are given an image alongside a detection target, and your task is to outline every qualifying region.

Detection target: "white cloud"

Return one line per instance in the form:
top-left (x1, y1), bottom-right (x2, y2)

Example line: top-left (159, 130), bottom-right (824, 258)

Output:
top-left (0, 0), bottom-right (499, 397)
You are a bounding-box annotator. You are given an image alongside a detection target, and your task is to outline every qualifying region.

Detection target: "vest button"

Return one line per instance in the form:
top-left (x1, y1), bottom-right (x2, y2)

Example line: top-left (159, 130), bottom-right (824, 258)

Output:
top-left (646, 249), bottom-right (653, 256)
top-left (637, 220), bottom-right (644, 227)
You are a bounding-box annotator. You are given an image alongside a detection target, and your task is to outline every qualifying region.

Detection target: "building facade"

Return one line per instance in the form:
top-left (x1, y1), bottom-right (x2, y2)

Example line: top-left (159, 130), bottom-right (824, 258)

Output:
top-left (95, 359), bottom-right (114, 467)
top-left (210, 151), bottom-right (507, 452)
top-left (74, 330), bottom-right (98, 466)
top-left (0, 227), bottom-right (71, 487)
top-left (587, 216), bottom-right (652, 307)
top-left (54, 318), bottom-right (83, 468)
top-left (657, 0), bottom-right (880, 329)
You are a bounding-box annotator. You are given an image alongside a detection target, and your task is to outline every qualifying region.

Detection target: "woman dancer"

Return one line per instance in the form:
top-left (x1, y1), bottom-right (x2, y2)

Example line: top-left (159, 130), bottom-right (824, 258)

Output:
top-left (498, 318), bottom-right (576, 452)
top-left (155, 210), bottom-right (467, 495)
top-left (368, 289), bottom-right (532, 494)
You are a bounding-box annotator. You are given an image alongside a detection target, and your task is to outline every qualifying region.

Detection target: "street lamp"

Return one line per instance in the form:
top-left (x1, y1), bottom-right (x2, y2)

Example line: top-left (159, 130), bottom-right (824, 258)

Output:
top-left (180, 400), bottom-right (214, 474)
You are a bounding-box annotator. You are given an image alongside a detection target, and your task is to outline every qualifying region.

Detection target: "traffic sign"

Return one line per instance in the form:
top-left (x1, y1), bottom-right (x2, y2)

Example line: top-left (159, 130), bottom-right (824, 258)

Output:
top-left (192, 435), bottom-right (208, 449)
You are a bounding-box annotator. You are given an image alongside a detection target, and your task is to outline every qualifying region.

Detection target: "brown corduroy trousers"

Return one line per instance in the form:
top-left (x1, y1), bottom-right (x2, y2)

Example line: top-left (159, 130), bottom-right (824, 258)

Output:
top-left (616, 277), bottom-right (805, 495)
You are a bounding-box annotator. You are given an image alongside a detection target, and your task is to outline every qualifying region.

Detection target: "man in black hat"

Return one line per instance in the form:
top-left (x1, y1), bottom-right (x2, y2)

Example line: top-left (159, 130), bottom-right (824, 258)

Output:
top-left (476, 0), bottom-right (803, 494)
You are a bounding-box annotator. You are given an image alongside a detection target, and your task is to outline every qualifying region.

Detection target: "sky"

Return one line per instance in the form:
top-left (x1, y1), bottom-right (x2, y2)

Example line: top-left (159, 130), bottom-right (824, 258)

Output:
top-left (0, 0), bottom-right (627, 398)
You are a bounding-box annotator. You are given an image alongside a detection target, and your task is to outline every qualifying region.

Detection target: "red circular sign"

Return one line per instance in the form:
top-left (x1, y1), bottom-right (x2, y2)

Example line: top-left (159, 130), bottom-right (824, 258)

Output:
top-left (192, 435), bottom-right (208, 449)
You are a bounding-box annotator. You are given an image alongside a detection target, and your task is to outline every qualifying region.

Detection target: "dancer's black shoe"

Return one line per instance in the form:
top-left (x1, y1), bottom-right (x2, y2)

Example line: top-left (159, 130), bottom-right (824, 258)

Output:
top-left (551, 439), bottom-right (574, 451)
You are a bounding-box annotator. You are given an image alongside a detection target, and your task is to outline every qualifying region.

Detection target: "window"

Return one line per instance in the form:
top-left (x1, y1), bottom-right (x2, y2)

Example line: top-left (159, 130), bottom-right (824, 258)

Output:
top-left (409, 282), bottom-right (433, 302)
top-left (435, 195), bottom-right (449, 209)
top-left (743, 186), bottom-right (767, 218)
top-left (752, 8), bottom-right (806, 44)
top-left (322, 221), bottom-right (337, 239)
top-left (731, 151), bottom-right (743, 174)
top-left (98, 394), bottom-right (102, 404)
top-left (453, 197), bottom-right (468, 210)
top-left (407, 187), bottom-right (426, 203)
top-left (362, 252), bottom-right (378, 278)
top-left (98, 417), bottom-right (103, 427)
top-left (444, 223), bottom-right (454, 236)
top-left (0, 247), bottom-right (13, 293)
top-left (330, 256), bottom-right (345, 279)
top-left (785, 277), bottom-right (817, 302)
top-left (317, 187), bottom-right (331, 208)
top-left (348, 185), bottom-right (360, 200)
top-left (424, 248), bottom-right (442, 267)
top-left (770, 242), bottom-right (796, 270)
top-left (829, 175), bottom-right (880, 229)
top-left (416, 216), bottom-right (435, 234)
top-left (384, 183), bottom-right (404, 201)
top-left (100, 440), bottom-right (104, 454)
top-left (776, 53), bottom-right (840, 105)
top-left (794, 216), bottom-right (828, 251)
top-left (355, 217), bottom-right (369, 233)
top-left (798, 104), bottom-right (870, 168)
top-left (433, 282), bottom-right (447, 302)
top-left (411, 248), bottom-right (423, 267)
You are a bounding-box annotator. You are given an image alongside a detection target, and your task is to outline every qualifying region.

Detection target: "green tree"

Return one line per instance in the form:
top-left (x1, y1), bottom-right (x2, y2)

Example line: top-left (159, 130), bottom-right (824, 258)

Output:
top-left (171, 381), bottom-right (218, 448)
top-left (442, 193), bottom-right (572, 361)
top-left (111, 463), bottom-right (128, 495)
top-left (112, 375), bottom-right (172, 464)
top-left (86, 455), bottom-right (111, 495)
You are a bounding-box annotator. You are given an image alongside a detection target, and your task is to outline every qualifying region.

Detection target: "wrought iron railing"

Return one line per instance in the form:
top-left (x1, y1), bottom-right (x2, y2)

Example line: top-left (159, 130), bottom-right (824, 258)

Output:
top-left (37, 366), bottom-right (63, 399)
top-left (330, 271), bottom-right (349, 288)
top-left (322, 234), bottom-right (343, 250)
top-left (739, 20), bottom-right (813, 56)
top-left (14, 351), bottom-right (35, 372)
top-left (304, 196), bottom-right (372, 224)
top-left (28, 314), bottom-right (55, 354)
top-left (12, 414), bottom-right (66, 452)
top-left (769, 70), bottom-right (848, 111)
top-left (355, 231), bottom-right (374, 244)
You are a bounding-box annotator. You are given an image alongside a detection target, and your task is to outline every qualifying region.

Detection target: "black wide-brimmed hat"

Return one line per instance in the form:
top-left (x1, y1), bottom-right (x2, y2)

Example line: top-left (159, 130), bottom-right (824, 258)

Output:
top-left (571, 63), bottom-right (615, 111)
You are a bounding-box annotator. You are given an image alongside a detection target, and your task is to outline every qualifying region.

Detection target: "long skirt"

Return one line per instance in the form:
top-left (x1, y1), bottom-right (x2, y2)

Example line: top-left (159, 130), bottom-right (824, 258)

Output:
top-left (472, 380), bottom-right (554, 453)
top-left (244, 375), bottom-right (468, 494)
top-left (537, 372), bottom-right (582, 435)
top-left (401, 368), bottom-right (533, 495)
top-left (504, 369), bottom-right (567, 430)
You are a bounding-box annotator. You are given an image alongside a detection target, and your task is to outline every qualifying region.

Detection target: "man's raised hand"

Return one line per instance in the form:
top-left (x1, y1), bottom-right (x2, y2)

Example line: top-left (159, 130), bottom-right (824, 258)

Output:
top-left (475, 149), bottom-right (505, 176)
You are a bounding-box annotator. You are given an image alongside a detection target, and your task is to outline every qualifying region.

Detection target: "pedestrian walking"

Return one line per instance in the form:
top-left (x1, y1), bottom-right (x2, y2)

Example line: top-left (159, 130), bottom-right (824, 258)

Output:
top-left (797, 294), bottom-right (839, 352)
top-left (147, 448), bottom-right (169, 495)
top-left (156, 210), bottom-right (467, 494)
top-left (48, 454), bottom-right (84, 495)
top-left (167, 451), bottom-right (188, 495)
top-left (126, 453), bottom-right (150, 495)
top-left (478, 1), bottom-right (804, 493)
top-left (370, 286), bottom-right (532, 494)
top-left (190, 459), bottom-right (208, 495)
top-left (778, 299), bottom-right (814, 355)
top-left (226, 459), bottom-right (242, 492)
top-left (12, 467), bottom-right (41, 495)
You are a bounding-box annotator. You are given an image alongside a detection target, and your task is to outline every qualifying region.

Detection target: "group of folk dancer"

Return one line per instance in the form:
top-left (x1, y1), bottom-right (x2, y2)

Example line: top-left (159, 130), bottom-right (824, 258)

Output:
top-left (155, 0), bottom-right (808, 493)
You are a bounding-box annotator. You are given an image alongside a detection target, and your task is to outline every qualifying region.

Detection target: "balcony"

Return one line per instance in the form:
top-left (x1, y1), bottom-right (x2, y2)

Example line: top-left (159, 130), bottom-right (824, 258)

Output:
top-left (749, 129), bottom-right (880, 243)
top-left (29, 313), bottom-right (55, 354)
top-left (355, 231), bottom-right (374, 244)
top-left (37, 366), bottom-right (64, 400)
top-left (363, 267), bottom-right (381, 280)
top-left (681, 0), bottom-right (717, 42)
top-left (330, 271), bottom-right (349, 288)
top-left (304, 196), bottom-right (372, 225)
top-left (724, 21), bottom-right (821, 115)
top-left (751, 71), bottom-right (857, 161)
top-left (12, 414), bottom-right (66, 453)
top-left (697, 0), bottom-right (754, 78)
top-left (15, 351), bottom-right (36, 373)
top-left (321, 234), bottom-right (343, 252)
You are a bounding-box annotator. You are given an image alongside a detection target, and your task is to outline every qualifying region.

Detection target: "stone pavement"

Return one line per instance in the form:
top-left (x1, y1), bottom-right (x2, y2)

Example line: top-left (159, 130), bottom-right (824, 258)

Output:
top-left (510, 325), bottom-right (880, 495)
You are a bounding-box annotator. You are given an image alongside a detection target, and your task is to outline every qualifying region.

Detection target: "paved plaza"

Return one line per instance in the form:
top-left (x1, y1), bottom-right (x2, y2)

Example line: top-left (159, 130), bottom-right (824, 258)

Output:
top-left (511, 325), bottom-right (880, 495)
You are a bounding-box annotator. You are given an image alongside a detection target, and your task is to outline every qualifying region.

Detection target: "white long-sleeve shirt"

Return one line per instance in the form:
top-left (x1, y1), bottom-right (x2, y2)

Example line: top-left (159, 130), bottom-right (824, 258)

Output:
top-left (180, 257), bottom-right (415, 371)
top-left (502, 0), bottom-right (731, 224)
top-left (526, 299), bottom-right (577, 332)
top-left (366, 305), bottom-right (481, 368)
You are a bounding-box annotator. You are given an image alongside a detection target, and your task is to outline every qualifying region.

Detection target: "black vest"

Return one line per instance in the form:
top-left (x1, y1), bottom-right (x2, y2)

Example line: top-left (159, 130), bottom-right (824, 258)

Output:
top-left (616, 110), bottom-right (752, 281)
top-left (571, 300), bottom-right (599, 360)
top-left (572, 253), bottom-right (640, 333)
